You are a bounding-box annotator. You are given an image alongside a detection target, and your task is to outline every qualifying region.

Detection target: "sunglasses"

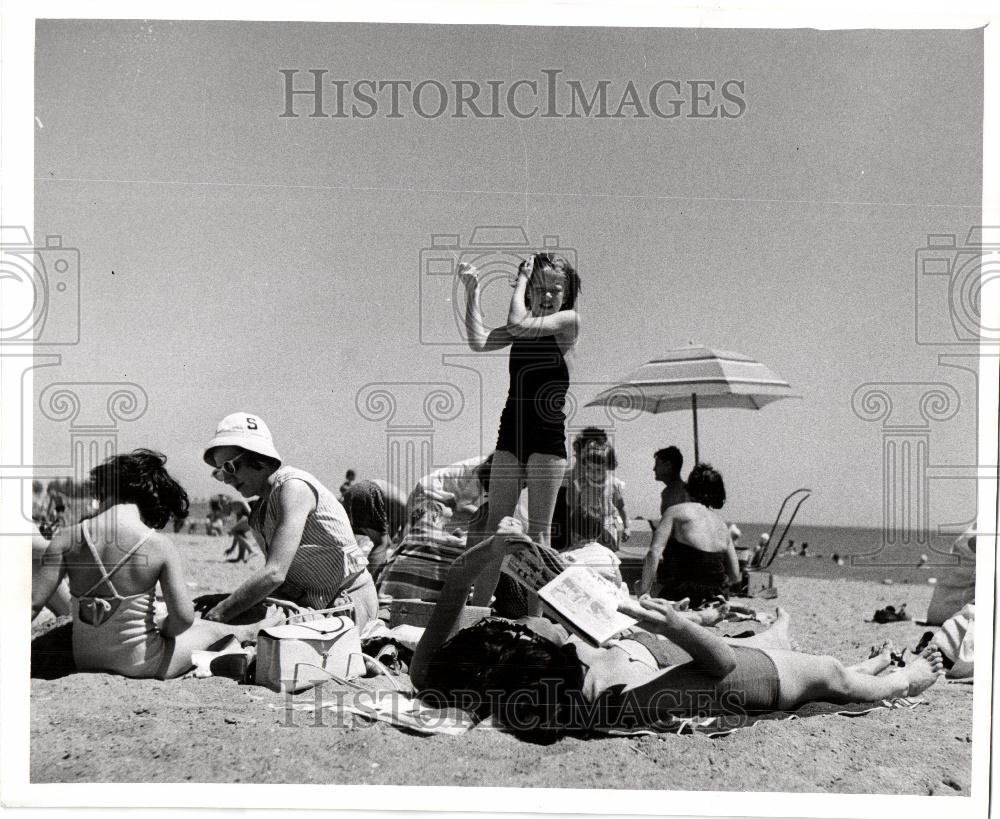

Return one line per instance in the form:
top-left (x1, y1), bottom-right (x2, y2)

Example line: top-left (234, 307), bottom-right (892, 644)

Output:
top-left (211, 452), bottom-right (247, 481)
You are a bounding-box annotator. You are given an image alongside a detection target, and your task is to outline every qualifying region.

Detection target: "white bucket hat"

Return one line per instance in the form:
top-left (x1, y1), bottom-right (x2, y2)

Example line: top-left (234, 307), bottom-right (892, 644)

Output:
top-left (203, 412), bottom-right (282, 466)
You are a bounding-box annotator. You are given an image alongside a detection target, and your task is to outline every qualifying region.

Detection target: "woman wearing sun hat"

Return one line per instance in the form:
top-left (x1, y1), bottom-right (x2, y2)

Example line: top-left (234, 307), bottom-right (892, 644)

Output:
top-left (201, 412), bottom-right (378, 629)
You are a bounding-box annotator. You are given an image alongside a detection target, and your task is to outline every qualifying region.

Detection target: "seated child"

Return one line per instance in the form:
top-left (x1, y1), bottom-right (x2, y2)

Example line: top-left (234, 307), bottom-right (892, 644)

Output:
top-left (223, 501), bottom-right (255, 563)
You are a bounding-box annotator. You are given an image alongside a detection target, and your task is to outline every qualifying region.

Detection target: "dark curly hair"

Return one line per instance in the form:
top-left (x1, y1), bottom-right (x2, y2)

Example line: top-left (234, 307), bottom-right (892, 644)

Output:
top-left (90, 449), bottom-right (190, 529)
top-left (522, 253), bottom-right (581, 312)
top-left (420, 618), bottom-right (587, 737)
top-left (686, 462), bottom-right (726, 509)
top-left (654, 446), bottom-right (683, 473)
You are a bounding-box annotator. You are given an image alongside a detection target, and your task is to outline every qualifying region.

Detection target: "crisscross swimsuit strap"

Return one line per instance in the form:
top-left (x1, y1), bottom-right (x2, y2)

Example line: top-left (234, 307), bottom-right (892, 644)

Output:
top-left (79, 520), bottom-right (155, 600)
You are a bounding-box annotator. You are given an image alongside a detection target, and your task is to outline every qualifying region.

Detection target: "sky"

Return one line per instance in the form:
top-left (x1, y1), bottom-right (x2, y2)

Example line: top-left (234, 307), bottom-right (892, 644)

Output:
top-left (28, 20), bottom-right (985, 528)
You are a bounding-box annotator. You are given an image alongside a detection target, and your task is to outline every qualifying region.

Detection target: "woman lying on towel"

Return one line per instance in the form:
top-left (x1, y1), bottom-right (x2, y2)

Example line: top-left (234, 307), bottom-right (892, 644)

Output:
top-left (410, 526), bottom-right (944, 735)
top-left (31, 449), bottom-right (283, 679)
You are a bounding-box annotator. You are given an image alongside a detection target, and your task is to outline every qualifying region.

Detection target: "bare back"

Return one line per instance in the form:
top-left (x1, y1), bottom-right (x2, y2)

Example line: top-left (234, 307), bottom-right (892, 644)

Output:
top-left (668, 502), bottom-right (732, 554)
top-left (62, 507), bottom-right (167, 598)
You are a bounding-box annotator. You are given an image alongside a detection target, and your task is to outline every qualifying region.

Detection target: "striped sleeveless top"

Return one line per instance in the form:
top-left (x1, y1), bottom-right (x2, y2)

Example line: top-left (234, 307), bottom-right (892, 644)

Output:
top-left (250, 466), bottom-right (368, 609)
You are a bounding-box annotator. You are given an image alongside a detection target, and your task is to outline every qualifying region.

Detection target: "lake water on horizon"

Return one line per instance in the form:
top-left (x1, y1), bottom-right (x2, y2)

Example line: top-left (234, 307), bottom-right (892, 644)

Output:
top-left (621, 520), bottom-right (972, 586)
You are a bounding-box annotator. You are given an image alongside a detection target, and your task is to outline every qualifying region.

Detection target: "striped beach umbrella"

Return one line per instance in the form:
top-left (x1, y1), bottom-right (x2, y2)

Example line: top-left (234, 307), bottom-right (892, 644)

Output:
top-left (584, 346), bottom-right (800, 463)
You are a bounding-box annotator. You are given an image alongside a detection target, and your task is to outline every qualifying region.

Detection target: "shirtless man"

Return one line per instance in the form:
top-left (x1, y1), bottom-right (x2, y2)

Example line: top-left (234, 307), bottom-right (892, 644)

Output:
top-left (654, 446), bottom-right (689, 514)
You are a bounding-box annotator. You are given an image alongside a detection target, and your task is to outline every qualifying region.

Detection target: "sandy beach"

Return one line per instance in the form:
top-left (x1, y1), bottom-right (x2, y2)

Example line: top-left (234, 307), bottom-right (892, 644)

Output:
top-left (28, 533), bottom-right (973, 794)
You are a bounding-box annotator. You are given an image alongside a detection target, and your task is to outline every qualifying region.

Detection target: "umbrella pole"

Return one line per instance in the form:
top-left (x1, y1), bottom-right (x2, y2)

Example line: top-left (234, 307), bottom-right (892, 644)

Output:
top-left (691, 393), bottom-right (700, 464)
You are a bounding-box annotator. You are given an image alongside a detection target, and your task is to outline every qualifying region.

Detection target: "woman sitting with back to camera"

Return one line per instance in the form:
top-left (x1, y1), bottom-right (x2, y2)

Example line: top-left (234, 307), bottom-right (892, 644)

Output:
top-left (31, 449), bottom-right (281, 679)
top-left (640, 463), bottom-right (741, 606)
top-left (409, 526), bottom-right (943, 735)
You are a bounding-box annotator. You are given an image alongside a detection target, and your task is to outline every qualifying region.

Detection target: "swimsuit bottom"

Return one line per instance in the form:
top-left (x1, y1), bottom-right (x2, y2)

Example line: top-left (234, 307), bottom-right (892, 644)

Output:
top-left (588, 645), bottom-right (782, 730)
top-left (495, 401), bottom-right (567, 463)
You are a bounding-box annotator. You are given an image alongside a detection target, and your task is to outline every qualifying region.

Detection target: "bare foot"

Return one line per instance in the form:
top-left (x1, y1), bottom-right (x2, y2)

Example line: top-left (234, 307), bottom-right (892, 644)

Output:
top-left (728, 607), bottom-right (796, 650)
top-left (851, 642), bottom-right (893, 676)
top-left (770, 607), bottom-right (796, 650)
top-left (233, 607), bottom-right (285, 643)
top-left (901, 645), bottom-right (944, 697)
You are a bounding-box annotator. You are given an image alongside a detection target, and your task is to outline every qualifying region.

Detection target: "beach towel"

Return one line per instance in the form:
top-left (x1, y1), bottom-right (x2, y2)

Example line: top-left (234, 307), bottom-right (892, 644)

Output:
top-left (378, 520), bottom-right (468, 602)
top-left (272, 685), bottom-right (927, 739)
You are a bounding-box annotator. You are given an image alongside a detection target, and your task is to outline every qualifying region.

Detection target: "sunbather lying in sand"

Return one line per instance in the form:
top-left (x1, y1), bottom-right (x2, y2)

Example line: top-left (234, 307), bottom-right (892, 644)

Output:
top-left (410, 528), bottom-right (943, 735)
top-left (31, 449), bottom-right (283, 679)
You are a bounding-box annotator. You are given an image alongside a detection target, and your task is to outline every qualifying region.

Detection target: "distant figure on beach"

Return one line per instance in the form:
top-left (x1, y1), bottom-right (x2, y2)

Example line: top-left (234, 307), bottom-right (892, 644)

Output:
top-left (200, 412), bottom-right (378, 630)
top-left (31, 479), bottom-right (47, 524)
top-left (341, 478), bottom-right (407, 578)
top-left (640, 463), bottom-right (741, 606)
top-left (223, 499), bottom-right (255, 563)
top-left (654, 446), bottom-right (689, 515)
top-left (31, 449), bottom-right (280, 679)
top-left (800, 542), bottom-right (809, 557)
top-left (729, 523), bottom-right (750, 573)
top-left (567, 428), bottom-right (630, 551)
top-left (339, 469), bottom-right (356, 502)
top-left (785, 539), bottom-right (797, 556)
top-left (457, 252), bottom-right (581, 607)
top-left (32, 521), bottom-right (70, 618)
top-left (755, 532), bottom-right (770, 562)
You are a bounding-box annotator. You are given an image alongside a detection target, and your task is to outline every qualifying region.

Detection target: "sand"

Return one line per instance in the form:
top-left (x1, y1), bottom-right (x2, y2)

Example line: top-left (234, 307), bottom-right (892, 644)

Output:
top-left (30, 534), bottom-right (973, 793)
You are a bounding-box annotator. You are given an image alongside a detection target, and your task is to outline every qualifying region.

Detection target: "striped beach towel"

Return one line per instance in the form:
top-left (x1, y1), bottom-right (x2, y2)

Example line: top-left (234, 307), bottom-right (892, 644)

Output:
top-left (378, 521), bottom-right (469, 602)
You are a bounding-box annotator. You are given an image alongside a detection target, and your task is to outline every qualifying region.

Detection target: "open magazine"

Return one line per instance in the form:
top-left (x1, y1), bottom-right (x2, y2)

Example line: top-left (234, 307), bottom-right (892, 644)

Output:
top-left (501, 541), bottom-right (636, 646)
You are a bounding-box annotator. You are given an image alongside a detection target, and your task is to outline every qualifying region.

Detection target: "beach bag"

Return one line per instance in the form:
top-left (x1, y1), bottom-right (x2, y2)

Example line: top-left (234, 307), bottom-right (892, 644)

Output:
top-left (926, 529), bottom-right (976, 626)
top-left (255, 615), bottom-right (365, 693)
top-left (938, 603), bottom-right (974, 680)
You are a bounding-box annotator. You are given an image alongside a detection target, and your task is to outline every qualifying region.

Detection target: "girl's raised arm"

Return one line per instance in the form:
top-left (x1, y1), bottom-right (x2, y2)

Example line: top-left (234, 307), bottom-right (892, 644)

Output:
top-left (459, 263), bottom-right (513, 352)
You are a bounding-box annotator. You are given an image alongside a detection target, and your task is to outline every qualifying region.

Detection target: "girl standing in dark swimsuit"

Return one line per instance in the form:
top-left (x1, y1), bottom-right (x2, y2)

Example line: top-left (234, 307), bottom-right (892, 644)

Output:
top-left (458, 253), bottom-right (581, 607)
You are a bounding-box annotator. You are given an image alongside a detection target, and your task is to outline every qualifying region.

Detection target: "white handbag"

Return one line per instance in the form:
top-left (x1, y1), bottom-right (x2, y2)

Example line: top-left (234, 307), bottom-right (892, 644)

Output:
top-left (254, 615), bottom-right (365, 693)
